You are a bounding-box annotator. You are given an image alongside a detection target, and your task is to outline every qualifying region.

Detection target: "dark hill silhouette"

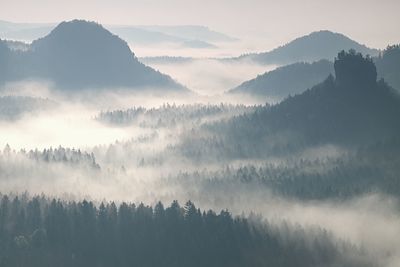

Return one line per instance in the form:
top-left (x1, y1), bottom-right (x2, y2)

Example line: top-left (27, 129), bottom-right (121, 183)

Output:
top-left (229, 45), bottom-right (400, 100)
top-left (212, 50), bottom-right (400, 155)
top-left (239, 30), bottom-right (378, 65)
top-left (229, 60), bottom-right (333, 99)
top-left (0, 20), bottom-right (186, 91)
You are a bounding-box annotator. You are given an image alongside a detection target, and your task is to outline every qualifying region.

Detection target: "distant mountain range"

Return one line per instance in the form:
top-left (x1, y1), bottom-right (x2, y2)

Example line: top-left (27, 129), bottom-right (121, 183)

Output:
top-left (0, 20), bottom-right (187, 91)
top-left (236, 30), bottom-right (379, 65)
top-left (229, 45), bottom-right (400, 99)
top-left (0, 20), bottom-right (236, 49)
top-left (138, 25), bottom-right (237, 42)
top-left (0, 20), bottom-right (54, 41)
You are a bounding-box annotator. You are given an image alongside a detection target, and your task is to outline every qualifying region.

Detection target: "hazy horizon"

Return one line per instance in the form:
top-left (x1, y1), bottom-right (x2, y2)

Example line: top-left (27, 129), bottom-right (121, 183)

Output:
top-left (1, 0), bottom-right (399, 51)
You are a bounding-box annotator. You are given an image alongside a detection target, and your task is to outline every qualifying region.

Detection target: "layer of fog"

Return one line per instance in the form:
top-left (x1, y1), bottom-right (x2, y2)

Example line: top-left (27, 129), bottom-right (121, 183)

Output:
top-left (0, 82), bottom-right (398, 266)
top-left (0, 150), bottom-right (398, 267)
top-left (0, 79), bottom-right (270, 150)
top-left (129, 37), bottom-right (279, 58)
top-left (144, 59), bottom-right (276, 96)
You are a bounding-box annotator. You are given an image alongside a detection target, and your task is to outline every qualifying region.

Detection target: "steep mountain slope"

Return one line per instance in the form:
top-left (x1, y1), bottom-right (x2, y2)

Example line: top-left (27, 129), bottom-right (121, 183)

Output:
top-left (240, 30), bottom-right (378, 65)
top-left (0, 20), bottom-right (186, 91)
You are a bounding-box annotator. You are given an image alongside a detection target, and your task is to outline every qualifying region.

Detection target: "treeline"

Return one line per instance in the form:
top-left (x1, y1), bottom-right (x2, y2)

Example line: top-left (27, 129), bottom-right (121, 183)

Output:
top-left (0, 195), bottom-right (372, 267)
top-left (1, 145), bottom-right (100, 169)
top-left (173, 139), bottom-right (400, 200)
top-left (93, 137), bottom-right (400, 201)
top-left (96, 103), bottom-right (255, 128)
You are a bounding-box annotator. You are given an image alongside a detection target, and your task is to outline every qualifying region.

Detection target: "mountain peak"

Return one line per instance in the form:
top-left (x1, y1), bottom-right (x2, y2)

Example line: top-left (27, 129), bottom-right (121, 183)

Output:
top-left (32, 19), bottom-right (134, 56)
top-left (309, 30), bottom-right (345, 36)
top-left (1, 20), bottom-right (186, 91)
top-left (42, 20), bottom-right (110, 38)
top-left (48, 20), bottom-right (119, 42)
top-left (245, 30), bottom-right (378, 65)
top-left (53, 19), bottom-right (100, 30)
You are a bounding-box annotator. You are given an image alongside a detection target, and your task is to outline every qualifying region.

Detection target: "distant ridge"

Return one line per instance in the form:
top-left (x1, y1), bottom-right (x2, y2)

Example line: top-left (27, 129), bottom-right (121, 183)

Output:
top-left (0, 20), bottom-right (236, 47)
top-left (238, 30), bottom-right (379, 65)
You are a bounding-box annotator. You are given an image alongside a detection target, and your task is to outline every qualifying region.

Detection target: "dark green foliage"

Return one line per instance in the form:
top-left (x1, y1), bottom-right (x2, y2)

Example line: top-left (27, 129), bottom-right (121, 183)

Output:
top-left (0, 195), bottom-right (372, 267)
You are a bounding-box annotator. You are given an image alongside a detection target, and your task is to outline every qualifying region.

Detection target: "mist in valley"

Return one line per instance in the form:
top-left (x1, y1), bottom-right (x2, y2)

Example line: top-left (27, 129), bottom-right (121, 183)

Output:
top-left (0, 79), bottom-right (399, 266)
top-left (0, 2), bottom-right (400, 266)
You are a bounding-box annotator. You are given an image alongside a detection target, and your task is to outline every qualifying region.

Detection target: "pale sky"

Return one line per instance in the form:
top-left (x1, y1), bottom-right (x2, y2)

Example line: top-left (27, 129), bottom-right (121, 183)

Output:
top-left (0, 0), bottom-right (399, 49)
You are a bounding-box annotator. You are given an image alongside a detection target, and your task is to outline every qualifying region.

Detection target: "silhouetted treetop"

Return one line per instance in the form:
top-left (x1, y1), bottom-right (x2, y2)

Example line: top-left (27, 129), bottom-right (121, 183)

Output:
top-left (334, 49), bottom-right (377, 88)
top-left (0, 195), bottom-right (374, 267)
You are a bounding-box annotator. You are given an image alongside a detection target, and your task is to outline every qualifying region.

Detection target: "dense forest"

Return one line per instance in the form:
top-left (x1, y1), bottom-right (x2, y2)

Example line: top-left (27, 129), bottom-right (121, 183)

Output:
top-left (0, 195), bottom-right (374, 267)
top-left (169, 138), bottom-right (400, 200)
top-left (96, 104), bottom-right (255, 128)
top-left (180, 50), bottom-right (400, 160)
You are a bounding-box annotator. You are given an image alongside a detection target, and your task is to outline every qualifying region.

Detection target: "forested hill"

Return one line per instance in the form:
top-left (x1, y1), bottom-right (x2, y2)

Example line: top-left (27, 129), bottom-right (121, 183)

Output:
top-left (229, 60), bottom-right (334, 98)
top-left (229, 45), bottom-right (400, 100)
top-left (206, 50), bottom-right (400, 156)
top-left (238, 30), bottom-right (378, 65)
top-left (0, 20), bottom-right (186, 91)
